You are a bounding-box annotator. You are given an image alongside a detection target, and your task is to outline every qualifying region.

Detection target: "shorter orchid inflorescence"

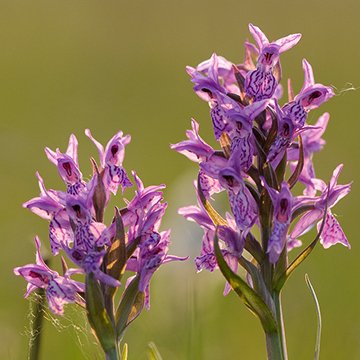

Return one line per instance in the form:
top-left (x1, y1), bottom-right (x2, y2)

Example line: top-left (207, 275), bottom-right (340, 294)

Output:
top-left (15, 130), bottom-right (186, 359)
top-left (172, 23), bottom-right (351, 359)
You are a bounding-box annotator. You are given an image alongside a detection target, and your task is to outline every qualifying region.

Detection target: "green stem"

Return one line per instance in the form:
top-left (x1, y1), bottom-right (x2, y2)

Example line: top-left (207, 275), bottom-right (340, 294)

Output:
top-left (264, 291), bottom-right (288, 360)
top-left (29, 288), bottom-right (46, 360)
top-left (105, 345), bottom-right (120, 360)
top-left (274, 291), bottom-right (288, 360)
top-left (265, 331), bottom-right (283, 360)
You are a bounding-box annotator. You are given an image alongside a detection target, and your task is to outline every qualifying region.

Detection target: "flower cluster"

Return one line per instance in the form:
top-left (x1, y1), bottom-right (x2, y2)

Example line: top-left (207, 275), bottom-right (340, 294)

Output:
top-left (15, 130), bottom-right (186, 317)
top-left (172, 23), bottom-right (351, 294)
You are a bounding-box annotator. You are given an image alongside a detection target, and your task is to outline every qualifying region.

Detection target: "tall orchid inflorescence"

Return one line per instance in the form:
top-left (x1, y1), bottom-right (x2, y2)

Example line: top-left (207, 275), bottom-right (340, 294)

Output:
top-left (15, 130), bottom-right (186, 359)
top-left (172, 24), bottom-right (351, 359)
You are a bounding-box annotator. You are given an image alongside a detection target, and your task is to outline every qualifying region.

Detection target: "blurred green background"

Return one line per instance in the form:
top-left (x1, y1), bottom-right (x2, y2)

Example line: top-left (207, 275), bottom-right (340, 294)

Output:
top-left (1, 0), bottom-right (359, 359)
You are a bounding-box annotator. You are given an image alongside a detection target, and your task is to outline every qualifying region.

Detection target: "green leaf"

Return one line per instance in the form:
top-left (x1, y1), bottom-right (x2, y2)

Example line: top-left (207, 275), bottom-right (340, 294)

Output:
top-left (263, 162), bottom-right (279, 190)
top-left (238, 257), bottom-right (274, 313)
top-left (147, 342), bottom-right (163, 360)
top-left (213, 233), bottom-right (277, 333)
top-left (85, 273), bottom-right (116, 353)
top-left (233, 65), bottom-right (245, 94)
top-left (275, 151), bottom-right (287, 184)
top-left (226, 92), bottom-right (243, 104)
top-left (253, 128), bottom-right (267, 164)
top-left (244, 180), bottom-right (260, 205)
top-left (126, 291), bottom-right (145, 327)
top-left (91, 159), bottom-right (107, 223)
top-left (115, 276), bottom-right (143, 340)
top-left (288, 135), bottom-right (304, 189)
top-left (219, 132), bottom-right (231, 159)
top-left (121, 343), bottom-right (128, 360)
top-left (247, 165), bottom-right (262, 190)
top-left (197, 175), bottom-right (227, 226)
top-left (104, 208), bottom-right (127, 299)
top-left (125, 236), bottom-right (141, 260)
top-left (264, 108), bottom-right (278, 154)
top-left (305, 274), bottom-right (322, 360)
top-left (244, 233), bottom-right (264, 264)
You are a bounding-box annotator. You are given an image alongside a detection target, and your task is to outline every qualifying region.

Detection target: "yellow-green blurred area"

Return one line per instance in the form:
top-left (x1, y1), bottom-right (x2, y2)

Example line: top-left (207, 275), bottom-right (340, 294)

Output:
top-left (1, 0), bottom-right (359, 359)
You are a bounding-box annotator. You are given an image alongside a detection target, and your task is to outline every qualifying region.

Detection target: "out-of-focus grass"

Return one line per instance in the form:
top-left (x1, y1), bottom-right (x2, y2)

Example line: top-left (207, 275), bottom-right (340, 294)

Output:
top-left (1, 1), bottom-right (359, 359)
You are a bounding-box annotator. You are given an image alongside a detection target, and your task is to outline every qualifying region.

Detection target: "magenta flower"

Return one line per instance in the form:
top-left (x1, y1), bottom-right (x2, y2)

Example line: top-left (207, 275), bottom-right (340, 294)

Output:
top-left (85, 129), bottom-right (132, 197)
top-left (263, 181), bottom-right (293, 263)
top-left (226, 99), bottom-right (269, 171)
top-left (245, 23), bottom-right (301, 101)
top-left (23, 172), bottom-right (71, 255)
top-left (45, 134), bottom-right (85, 196)
top-left (282, 59), bottom-right (334, 127)
top-left (14, 237), bottom-right (84, 315)
top-left (171, 119), bottom-right (223, 198)
top-left (289, 164), bottom-right (351, 249)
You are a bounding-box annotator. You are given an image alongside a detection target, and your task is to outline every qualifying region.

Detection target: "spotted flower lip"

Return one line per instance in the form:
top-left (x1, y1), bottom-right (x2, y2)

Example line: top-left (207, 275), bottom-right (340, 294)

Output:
top-left (245, 24), bottom-right (301, 101)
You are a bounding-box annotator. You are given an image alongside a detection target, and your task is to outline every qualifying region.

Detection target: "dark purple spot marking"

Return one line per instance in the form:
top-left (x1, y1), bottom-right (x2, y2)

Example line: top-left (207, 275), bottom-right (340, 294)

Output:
top-left (72, 204), bottom-right (81, 217)
top-left (111, 145), bottom-right (119, 157)
top-left (63, 162), bottom-right (72, 177)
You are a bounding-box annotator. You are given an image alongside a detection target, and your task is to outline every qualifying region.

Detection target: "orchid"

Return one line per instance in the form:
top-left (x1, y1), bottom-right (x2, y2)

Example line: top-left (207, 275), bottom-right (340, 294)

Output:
top-left (15, 129), bottom-right (187, 359)
top-left (14, 236), bottom-right (84, 315)
top-left (174, 23), bottom-right (351, 360)
top-left (245, 23), bottom-right (301, 101)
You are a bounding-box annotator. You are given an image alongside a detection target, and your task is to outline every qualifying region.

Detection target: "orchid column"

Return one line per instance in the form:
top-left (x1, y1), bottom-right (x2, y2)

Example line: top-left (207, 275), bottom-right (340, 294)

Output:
top-left (15, 130), bottom-right (186, 359)
top-left (172, 24), bottom-right (351, 360)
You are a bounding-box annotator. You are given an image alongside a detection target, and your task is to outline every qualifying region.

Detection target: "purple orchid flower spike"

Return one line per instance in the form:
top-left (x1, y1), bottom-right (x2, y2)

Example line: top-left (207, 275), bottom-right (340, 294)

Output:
top-left (85, 129), bottom-right (132, 197)
top-left (282, 59), bottom-right (334, 127)
top-left (45, 134), bottom-right (85, 195)
top-left (14, 236), bottom-right (84, 315)
top-left (289, 164), bottom-right (351, 249)
top-left (176, 23), bottom-right (352, 360)
top-left (245, 24), bottom-right (301, 101)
